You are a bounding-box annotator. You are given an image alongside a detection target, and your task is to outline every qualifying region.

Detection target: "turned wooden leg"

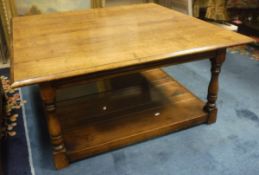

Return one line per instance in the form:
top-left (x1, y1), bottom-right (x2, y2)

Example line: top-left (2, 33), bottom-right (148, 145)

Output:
top-left (205, 49), bottom-right (226, 124)
top-left (40, 83), bottom-right (69, 169)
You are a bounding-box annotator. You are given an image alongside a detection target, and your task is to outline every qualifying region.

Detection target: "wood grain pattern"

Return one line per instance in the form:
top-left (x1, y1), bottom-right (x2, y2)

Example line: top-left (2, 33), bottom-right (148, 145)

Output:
top-left (11, 3), bottom-right (253, 88)
top-left (56, 69), bottom-right (208, 161)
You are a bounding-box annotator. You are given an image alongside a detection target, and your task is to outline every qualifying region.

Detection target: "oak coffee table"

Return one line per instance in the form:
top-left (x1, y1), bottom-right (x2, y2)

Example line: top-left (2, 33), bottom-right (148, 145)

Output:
top-left (11, 3), bottom-right (253, 169)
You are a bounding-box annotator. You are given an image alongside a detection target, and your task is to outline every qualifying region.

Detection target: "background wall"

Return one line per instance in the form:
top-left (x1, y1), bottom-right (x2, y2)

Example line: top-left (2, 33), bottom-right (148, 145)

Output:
top-left (15, 0), bottom-right (92, 15)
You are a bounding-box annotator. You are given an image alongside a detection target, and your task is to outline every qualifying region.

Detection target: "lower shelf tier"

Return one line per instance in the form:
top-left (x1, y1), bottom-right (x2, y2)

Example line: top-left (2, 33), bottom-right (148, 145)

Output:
top-left (56, 69), bottom-right (208, 162)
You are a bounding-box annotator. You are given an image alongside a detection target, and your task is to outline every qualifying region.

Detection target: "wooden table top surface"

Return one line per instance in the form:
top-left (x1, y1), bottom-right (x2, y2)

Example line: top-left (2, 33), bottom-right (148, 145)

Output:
top-left (11, 3), bottom-right (253, 88)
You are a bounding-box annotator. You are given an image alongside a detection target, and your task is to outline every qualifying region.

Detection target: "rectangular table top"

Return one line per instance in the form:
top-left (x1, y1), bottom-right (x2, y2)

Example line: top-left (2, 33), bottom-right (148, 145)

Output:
top-left (11, 3), bottom-right (253, 88)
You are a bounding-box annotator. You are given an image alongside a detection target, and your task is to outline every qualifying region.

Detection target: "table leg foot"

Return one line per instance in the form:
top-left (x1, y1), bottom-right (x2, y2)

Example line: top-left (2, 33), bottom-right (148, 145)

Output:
top-left (204, 49), bottom-right (226, 124)
top-left (40, 83), bottom-right (69, 169)
top-left (53, 152), bottom-right (69, 169)
top-left (206, 108), bottom-right (218, 124)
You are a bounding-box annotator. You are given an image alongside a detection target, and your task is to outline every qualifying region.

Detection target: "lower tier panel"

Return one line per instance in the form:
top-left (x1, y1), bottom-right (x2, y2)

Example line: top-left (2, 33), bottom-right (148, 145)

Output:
top-left (56, 69), bottom-right (208, 162)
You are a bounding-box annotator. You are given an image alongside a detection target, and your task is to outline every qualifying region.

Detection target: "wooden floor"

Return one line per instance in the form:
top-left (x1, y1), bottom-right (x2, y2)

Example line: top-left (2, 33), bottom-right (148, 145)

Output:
top-left (56, 69), bottom-right (208, 162)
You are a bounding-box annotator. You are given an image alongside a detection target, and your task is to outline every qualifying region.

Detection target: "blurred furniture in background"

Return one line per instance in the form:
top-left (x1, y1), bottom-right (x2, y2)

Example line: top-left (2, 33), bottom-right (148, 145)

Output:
top-left (206, 0), bottom-right (229, 21)
top-left (0, 19), bottom-right (8, 64)
top-left (194, 0), bottom-right (259, 36)
top-left (193, 0), bottom-right (228, 20)
top-left (227, 0), bottom-right (259, 36)
top-left (0, 0), bottom-right (16, 64)
top-left (0, 18), bottom-right (8, 64)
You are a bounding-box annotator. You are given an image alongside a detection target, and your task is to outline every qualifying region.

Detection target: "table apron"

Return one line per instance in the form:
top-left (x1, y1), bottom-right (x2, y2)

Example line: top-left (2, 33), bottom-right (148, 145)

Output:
top-left (53, 50), bottom-right (218, 88)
